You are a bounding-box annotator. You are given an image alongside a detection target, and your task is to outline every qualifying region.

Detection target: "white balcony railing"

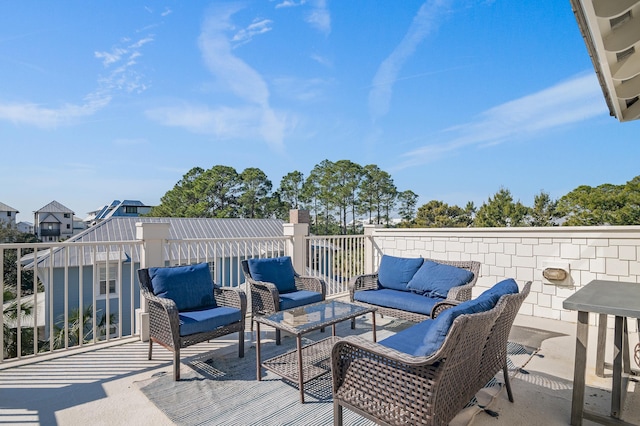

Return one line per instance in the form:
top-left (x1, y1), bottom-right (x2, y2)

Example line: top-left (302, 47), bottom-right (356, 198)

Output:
top-left (1, 233), bottom-right (365, 365)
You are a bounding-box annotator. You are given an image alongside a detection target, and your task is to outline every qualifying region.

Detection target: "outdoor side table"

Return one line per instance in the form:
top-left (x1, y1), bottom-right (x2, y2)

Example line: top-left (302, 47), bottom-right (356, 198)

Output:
top-left (253, 300), bottom-right (377, 403)
top-left (563, 279), bottom-right (640, 426)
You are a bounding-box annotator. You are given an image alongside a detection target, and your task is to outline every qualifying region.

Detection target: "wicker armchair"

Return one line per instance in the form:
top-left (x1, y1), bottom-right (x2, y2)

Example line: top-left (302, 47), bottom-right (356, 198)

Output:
top-left (349, 259), bottom-right (481, 323)
top-left (241, 257), bottom-right (326, 345)
top-left (332, 280), bottom-right (530, 426)
top-left (138, 264), bottom-right (247, 380)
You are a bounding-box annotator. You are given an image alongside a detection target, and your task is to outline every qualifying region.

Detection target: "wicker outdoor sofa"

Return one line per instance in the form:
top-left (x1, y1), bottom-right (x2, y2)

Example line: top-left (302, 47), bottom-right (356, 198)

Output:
top-left (333, 279), bottom-right (532, 426)
top-left (349, 257), bottom-right (481, 323)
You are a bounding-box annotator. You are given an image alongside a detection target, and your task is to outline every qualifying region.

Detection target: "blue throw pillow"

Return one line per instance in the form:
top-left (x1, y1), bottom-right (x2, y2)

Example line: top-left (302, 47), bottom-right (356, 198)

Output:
top-left (247, 256), bottom-right (296, 293)
top-left (148, 263), bottom-right (215, 311)
top-left (377, 255), bottom-right (424, 291)
top-left (406, 260), bottom-right (474, 298)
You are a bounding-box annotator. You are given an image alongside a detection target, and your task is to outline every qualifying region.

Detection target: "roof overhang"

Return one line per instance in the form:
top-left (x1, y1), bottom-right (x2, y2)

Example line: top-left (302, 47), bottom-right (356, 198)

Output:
top-left (569, 0), bottom-right (640, 122)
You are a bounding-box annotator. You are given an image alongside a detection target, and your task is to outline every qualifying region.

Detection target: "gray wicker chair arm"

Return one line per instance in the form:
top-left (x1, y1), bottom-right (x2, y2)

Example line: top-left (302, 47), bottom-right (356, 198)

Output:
top-left (348, 273), bottom-right (378, 301)
top-left (141, 288), bottom-right (181, 349)
top-left (248, 279), bottom-right (280, 314)
top-left (214, 286), bottom-right (247, 315)
top-left (431, 299), bottom-right (462, 317)
top-left (295, 275), bottom-right (327, 297)
top-left (446, 281), bottom-right (475, 301)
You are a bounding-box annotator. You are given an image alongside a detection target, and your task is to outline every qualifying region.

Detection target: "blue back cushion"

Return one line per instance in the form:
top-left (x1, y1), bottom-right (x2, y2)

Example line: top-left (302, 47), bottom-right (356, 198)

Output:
top-left (377, 255), bottom-right (424, 291)
top-left (475, 278), bottom-right (519, 307)
top-left (247, 256), bottom-right (296, 293)
top-left (380, 278), bottom-right (520, 357)
top-left (148, 263), bottom-right (215, 311)
top-left (406, 260), bottom-right (474, 298)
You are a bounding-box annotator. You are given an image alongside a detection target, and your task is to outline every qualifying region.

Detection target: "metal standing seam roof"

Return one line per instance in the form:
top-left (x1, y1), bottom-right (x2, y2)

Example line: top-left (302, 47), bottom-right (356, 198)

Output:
top-left (28, 216), bottom-right (287, 268)
top-left (35, 200), bottom-right (75, 214)
top-left (0, 202), bottom-right (19, 213)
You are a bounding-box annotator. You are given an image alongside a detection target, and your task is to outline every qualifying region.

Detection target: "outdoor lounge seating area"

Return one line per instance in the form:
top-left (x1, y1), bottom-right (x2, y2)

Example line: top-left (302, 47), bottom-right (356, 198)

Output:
top-left (2, 223), bottom-right (640, 425)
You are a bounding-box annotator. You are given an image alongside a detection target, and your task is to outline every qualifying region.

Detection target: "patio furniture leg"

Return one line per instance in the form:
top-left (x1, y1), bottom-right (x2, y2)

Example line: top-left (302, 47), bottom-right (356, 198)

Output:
top-left (570, 310), bottom-right (589, 426)
top-left (334, 401), bottom-right (343, 426)
top-left (238, 330), bottom-right (244, 358)
top-left (276, 328), bottom-right (281, 345)
top-left (148, 340), bottom-right (153, 360)
top-left (256, 322), bottom-right (262, 381)
top-left (503, 364), bottom-right (514, 402)
top-left (350, 318), bottom-right (355, 329)
top-left (297, 334), bottom-right (305, 403)
top-left (596, 314), bottom-right (607, 377)
top-left (173, 350), bottom-right (180, 381)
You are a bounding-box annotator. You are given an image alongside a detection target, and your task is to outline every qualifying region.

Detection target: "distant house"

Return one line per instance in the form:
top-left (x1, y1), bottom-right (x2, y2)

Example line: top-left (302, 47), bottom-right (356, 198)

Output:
top-left (34, 201), bottom-right (76, 242)
top-left (84, 200), bottom-right (153, 226)
top-left (17, 221), bottom-right (34, 234)
top-left (0, 202), bottom-right (19, 227)
top-left (24, 216), bottom-right (285, 339)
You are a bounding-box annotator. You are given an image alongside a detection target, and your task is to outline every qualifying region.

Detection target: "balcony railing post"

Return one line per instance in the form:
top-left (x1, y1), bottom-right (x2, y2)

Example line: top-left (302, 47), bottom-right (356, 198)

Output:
top-left (135, 222), bottom-right (170, 341)
top-left (284, 210), bottom-right (310, 274)
top-left (363, 224), bottom-right (379, 275)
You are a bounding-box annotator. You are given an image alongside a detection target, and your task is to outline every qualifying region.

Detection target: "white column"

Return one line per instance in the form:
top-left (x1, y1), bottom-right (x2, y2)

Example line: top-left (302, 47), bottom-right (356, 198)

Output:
top-left (284, 222), bottom-right (309, 273)
top-left (135, 222), bottom-right (170, 341)
top-left (363, 224), bottom-right (380, 274)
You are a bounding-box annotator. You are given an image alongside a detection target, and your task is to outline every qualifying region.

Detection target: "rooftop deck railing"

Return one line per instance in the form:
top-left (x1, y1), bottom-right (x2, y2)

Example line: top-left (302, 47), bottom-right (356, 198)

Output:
top-left (0, 233), bottom-right (368, 365)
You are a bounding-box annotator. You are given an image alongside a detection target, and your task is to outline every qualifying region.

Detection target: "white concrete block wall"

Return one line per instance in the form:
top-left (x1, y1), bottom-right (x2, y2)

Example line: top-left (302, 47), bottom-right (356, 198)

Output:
top-left (371, 226), bottom-right (640, 327)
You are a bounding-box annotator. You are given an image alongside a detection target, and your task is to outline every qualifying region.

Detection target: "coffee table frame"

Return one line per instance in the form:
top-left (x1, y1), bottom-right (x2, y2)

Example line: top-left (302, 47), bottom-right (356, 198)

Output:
top-left (254, 300), bottom-right (377, 403)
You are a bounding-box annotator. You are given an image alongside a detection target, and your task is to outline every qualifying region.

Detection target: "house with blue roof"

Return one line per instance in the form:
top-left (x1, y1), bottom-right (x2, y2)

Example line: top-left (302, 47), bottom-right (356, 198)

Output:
top-left (84, 200), bottom-right (153, 226)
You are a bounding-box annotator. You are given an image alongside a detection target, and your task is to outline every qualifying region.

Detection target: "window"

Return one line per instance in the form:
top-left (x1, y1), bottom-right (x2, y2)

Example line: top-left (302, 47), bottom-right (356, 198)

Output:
top-left (97, 263), bottom-right (118, 296)
top-left (125, 206), bottom-right (138, 214)
top-left (66, 224), bottom-right (71, 229)
top-left (64, 213), bottom-right (70, 218)
top-left (7, 211), bottom-right (11, 217)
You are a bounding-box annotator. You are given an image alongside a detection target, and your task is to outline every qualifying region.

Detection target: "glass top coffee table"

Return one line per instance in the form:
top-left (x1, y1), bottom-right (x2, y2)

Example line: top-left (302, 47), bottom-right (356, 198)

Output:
top-left (254, 300), bottom-right (377, 403)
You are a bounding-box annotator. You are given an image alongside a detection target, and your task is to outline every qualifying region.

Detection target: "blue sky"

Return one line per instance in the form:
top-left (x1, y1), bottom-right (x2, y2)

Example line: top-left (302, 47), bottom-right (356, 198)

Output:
top-left (2, 0), bottom-right (639, 222)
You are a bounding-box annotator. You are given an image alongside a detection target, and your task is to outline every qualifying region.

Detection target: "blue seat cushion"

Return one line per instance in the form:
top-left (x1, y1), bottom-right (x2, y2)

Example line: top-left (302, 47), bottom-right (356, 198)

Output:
top-left (406, 260), bottom-right (474, 298)
top-left (379, 278), bottom-right (520, 357)
top-left (179, 306), bottom-right (242, 337)
top-left (148, 263), bottom-right (216, 311)
top-left (279, 290), bottom-right (324, 310)
top-left (377, 255), bottom-right (424, 291)
top-left (248, 256), bottom-right (296, 293)
top-left (354, 288), bottom-right (439, 316)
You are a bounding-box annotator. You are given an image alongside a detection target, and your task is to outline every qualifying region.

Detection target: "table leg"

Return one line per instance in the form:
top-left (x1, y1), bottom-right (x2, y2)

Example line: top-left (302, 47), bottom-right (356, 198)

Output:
top-left (596, 313), bottom-right (607, 377)
top-left (332, 324), bottom-right (337, 336)
top-left (611, 316), bottom-right (626, 418)
top-left (371, 312), bottom-right (377, 343)
top-left (570, 310), bottom-right (589, 426)
top-left (297, 334), bottom-right (305, 403)
top-left (256, 322), bottom-right (262, 381)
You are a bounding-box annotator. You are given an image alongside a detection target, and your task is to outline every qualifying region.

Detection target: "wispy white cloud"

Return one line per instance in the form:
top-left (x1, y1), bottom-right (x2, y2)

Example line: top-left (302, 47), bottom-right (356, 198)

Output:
top-left (147, 4), bottom-right (287, 151)
top-left (161, 8), bottom-right (172, 17)
top-left (393, 72), bottom-right (607, 170)
top-left (232, 18), bottom-right (273, 48)
top-left (272, 76), bottom-right (332, 101)
top-left (275, 0), bottom-right (307, 9)
top-left (310, 53), bottom-right (332, 67)
top-left (306, 0), bottom-right (330, 35)
top-left (0, 102), bottom-right (104, 127)
top-left (369, 0), bottom-right (451, 122)
top-left (0, 31), bottom-right (155, 127)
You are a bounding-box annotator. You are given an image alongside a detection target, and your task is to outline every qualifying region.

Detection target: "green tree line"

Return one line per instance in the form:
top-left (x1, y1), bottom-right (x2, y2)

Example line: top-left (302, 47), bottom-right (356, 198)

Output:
top-left (148, 164), bottom-right (640, 233)
top-left (148, 161), bottom-right (417, 235)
